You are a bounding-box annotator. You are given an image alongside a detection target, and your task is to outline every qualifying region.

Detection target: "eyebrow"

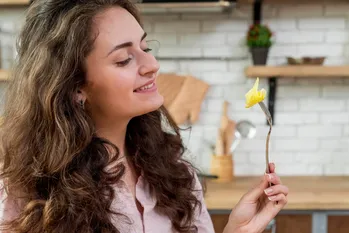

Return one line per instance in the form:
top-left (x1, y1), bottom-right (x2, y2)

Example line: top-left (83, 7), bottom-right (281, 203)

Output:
top-left (107, 32), bottom-right (147, 57)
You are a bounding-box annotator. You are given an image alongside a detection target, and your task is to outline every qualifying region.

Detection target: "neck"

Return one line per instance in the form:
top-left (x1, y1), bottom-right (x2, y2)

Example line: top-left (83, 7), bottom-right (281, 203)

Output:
top-left (94, 118), bottom-right (129, 157)
top-left (94, 117), bottom-right (141, 186)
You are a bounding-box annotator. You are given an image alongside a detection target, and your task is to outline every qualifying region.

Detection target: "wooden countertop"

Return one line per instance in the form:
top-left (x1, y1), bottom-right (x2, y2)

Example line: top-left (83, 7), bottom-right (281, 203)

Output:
top-left (204, 176), bottom-right (349, 210)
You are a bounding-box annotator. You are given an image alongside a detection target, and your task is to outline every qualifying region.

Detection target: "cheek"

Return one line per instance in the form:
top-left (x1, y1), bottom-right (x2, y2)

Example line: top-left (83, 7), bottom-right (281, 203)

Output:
top-left (87, 69), bottom-right (136, 109)
top-left (109, 75), bottom-right (131, 90)
top-left (102, 71), bottom-right (136, 105)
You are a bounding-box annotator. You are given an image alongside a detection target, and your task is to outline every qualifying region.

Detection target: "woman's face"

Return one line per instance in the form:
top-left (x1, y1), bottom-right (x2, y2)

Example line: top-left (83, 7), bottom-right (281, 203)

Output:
top-left (82, 6), bottom-right (163, 123)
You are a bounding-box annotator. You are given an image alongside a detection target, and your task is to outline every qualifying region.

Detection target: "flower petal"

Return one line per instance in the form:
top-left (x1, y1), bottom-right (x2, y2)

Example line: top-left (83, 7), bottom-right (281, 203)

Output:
top-left (245, 78), bottom-right (266, 108)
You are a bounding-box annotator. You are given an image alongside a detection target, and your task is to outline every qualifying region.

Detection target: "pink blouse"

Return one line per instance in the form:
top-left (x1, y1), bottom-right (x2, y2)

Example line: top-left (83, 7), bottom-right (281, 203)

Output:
top-left (0, 174), bottom-right (215, 233)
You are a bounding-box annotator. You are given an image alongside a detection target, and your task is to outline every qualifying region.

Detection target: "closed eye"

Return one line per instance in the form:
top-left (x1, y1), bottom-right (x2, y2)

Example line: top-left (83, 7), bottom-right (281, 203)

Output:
top-left (116, 58), bottom-right (132, 67)
top-left (116, 48), bottom-right (152, 67)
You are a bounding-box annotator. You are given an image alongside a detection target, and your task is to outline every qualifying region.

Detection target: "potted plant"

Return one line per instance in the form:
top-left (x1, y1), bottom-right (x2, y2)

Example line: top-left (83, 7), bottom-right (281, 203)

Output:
top-left (246, 24), bottom-right (273, 65)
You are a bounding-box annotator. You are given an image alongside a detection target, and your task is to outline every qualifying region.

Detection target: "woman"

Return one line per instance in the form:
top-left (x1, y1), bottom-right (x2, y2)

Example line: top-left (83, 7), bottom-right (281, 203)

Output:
top-left (0, 0), bottom-right (288, 232)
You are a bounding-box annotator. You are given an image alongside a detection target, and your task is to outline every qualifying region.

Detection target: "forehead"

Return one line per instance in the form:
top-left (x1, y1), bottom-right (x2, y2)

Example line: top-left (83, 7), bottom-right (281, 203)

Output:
top-left (92, 7), bottom-right (143, 46)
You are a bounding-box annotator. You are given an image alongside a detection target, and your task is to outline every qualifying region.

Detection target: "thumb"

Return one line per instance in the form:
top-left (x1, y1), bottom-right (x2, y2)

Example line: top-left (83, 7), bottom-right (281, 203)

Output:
top-left (241, 174), bottom-right (269, 202)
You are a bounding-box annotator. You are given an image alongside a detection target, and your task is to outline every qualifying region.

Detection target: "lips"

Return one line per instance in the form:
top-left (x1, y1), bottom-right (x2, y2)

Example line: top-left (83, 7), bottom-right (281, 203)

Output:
top-left (134, 80), bottom-right (155, 92)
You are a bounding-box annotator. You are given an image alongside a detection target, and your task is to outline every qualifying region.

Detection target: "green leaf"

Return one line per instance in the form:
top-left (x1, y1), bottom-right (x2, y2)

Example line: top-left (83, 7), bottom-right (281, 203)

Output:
top-left (246, 24), bottom-right (273, 48)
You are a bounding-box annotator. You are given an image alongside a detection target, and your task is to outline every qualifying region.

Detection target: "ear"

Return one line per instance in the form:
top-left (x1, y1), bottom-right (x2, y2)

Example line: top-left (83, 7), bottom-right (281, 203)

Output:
top-left (75, 89), bottom-right (87, 104)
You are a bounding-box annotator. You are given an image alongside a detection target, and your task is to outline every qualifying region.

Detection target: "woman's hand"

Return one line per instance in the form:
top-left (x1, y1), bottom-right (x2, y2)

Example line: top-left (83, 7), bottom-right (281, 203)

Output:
top-left (223, 163), bottom-right (288, 233)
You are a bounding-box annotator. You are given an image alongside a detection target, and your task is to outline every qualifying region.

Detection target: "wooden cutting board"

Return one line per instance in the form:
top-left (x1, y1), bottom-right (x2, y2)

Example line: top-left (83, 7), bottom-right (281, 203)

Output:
top-left (156, 73), bottom-right (186, 107)
top-left (157, 73), bottom-right (209, 125)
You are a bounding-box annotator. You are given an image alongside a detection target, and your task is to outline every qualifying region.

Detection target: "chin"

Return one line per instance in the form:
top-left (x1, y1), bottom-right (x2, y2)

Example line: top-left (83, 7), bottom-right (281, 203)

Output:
top-left (134, 94), bottom-right (164, 116)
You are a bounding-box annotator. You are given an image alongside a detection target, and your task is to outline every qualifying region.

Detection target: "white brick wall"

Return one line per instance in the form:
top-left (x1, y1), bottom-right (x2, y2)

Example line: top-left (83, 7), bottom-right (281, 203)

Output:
top-left (0, 8), bottom-right (25, 69)
top-left (276, 31), bottom-right (325, 44)
top-left (278, 4), bottom-right (324, 18)
top-left (143, 2), bottom-right (349, 176)
top-left (298, 18), bottom-right (346, 29)
top-left (0, 3), bottom-right (348, 176)
top-left (325, 4), bottom-right (349, 16)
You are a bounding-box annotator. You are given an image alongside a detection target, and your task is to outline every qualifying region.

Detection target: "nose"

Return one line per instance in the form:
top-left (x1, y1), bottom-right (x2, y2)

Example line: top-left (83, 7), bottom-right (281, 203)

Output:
top-left (138, 52), bottom-right (160, 77)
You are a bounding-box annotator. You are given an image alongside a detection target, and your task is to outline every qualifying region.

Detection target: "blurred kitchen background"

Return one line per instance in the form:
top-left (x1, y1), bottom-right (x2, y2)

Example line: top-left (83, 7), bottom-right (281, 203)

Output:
top-left (0, 0), bottom-right (348, 176)
top-left (0, 0), bottom-right (349, 232)
top-left (143, 0), bottom-right (349, 177)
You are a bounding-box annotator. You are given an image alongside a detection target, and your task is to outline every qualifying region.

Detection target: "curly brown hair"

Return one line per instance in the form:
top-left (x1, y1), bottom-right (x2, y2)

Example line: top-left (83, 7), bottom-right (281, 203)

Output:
top-left (0, 0), bottom-right (201, 232)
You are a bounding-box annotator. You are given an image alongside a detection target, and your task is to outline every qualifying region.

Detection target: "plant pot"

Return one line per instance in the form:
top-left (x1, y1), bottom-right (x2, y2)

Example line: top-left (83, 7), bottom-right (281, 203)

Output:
top-left (250, 47), bottom-right (269, 65)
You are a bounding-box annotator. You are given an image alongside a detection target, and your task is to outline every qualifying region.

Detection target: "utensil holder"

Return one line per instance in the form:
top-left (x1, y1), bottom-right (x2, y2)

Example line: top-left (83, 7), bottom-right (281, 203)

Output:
top-left (210, 154), bottom-right (234, 183)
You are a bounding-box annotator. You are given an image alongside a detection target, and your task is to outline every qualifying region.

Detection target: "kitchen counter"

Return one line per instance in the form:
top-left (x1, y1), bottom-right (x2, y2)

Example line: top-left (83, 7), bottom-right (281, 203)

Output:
top-left (204, 176), bottom-right (349, 210)
top-left (204, 176), bottom-right (349, 233)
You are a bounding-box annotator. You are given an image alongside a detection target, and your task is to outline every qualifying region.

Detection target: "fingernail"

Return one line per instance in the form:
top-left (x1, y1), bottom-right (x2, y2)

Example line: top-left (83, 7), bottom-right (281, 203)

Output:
top-left (264, 188), bottom-right (273, 194)
top-left (268, 196), bottom-right (276, 201)
top-left (266, 174), bottom-right (272, 181)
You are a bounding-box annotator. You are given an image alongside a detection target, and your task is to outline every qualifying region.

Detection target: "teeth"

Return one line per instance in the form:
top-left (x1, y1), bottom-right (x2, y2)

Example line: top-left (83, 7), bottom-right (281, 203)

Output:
top-left (138, 82), bottom-right (154, 91)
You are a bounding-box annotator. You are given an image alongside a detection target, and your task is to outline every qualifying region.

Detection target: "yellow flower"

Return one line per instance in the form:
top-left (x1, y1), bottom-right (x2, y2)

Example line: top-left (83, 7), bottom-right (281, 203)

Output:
top-left (245, 78), bottom-right (266, 108)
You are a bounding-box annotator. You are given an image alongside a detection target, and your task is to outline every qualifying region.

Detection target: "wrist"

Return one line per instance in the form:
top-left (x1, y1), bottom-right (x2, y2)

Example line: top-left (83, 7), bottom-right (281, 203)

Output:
top-left (222, 223), bottom-right (240, 233)
top-left (223, 225), bottom-right (263, 233)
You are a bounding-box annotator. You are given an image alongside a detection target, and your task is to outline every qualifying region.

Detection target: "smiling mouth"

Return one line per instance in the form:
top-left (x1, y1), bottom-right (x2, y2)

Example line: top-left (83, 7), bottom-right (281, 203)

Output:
top-left (134, 82), bottom-right (155, 92)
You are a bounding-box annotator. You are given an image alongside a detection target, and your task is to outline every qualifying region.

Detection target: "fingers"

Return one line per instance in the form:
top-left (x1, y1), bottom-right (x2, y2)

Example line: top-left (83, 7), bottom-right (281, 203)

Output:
top-left (241, 163), bottom-right (287, 203)
top-left (264, 184), bottom-right (289, 198)
top-left (268, 163), bottom-right (275, 173)
top-left (241, 174), bottom-right (269, 202)
top-left (259, 193), bottom-right (288, 222)
top-left (267, 193), bottom-right (287, 205)
top-left (266, 172), bottom-right (282, 185)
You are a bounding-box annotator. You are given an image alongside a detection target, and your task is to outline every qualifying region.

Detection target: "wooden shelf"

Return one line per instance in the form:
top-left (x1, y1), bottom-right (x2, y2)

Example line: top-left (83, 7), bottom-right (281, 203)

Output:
top-left (245, 65), bottom-right (349, 78)
top-left (245, 65), bottom-right (349, 125)
top-left (0, 0), bottom-right (29, 5)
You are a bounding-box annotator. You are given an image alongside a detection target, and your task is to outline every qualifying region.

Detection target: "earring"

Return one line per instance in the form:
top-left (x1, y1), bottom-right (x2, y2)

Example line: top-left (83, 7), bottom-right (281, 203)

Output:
top-left (80, 99), bottom-right (85, 109)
